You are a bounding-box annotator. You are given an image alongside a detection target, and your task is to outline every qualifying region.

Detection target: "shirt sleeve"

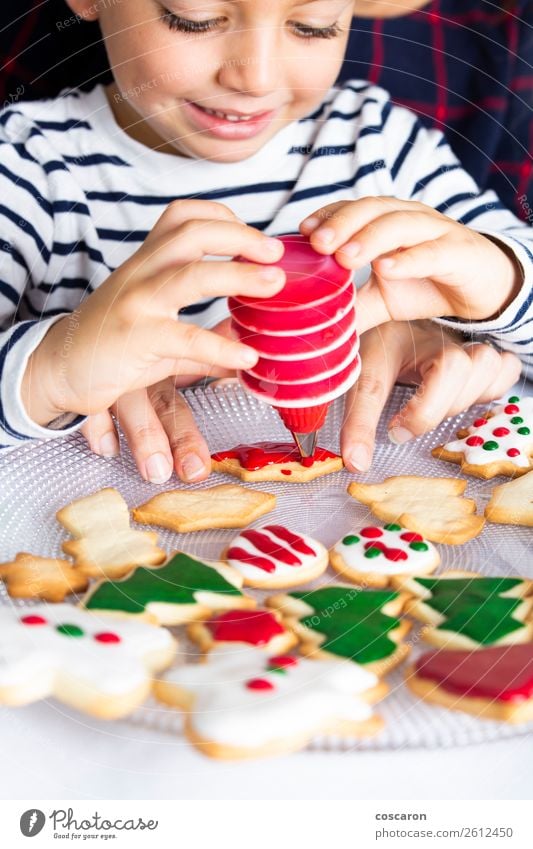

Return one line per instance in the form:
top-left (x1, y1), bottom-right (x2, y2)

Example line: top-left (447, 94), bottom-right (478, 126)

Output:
top-left (382, 104), bottom-right (533, 375)
top-left (0, 115), bottom-right (87, 447)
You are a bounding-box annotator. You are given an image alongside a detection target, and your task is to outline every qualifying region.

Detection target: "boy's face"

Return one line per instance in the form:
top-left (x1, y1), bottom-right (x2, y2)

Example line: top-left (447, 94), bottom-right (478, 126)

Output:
top-left (73, 0), bottom-right (354, 162)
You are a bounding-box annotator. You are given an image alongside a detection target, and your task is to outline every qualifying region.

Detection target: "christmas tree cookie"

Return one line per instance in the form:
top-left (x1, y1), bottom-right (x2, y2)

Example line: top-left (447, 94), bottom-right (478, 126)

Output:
top-left (394, 571), bottom-right (533, 649)
top-left (330, 523), bottom-right (440, 588)
top-left (188, 608), bottom-right (297, 656)
top-left (82, 552), bottom-right (255, 625)
top-left (0, 604), bottom-right (176, 718)
top-left (432, 395), bottom-right (533, 479)
top-left (155, 646), bottom-right (385, 759)
top-left (267, 586), bottom-right (410, 675)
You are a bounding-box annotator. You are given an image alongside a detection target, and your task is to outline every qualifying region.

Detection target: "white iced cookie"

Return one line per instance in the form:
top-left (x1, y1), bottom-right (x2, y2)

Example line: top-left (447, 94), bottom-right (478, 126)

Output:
top-left (0, 604), bottom-right (176, 718)
top-left (155, 646), bottom-right (385, 759)
top-left (433, 395), bottom-right (533, 479)
top-left (223, 524), bottom-right (328, 589)
top-left (330, 523), bottom-right (440, 588)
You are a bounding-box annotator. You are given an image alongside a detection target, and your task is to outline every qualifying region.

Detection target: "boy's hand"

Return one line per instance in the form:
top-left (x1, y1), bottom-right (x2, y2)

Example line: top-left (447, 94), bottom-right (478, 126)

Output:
top-left (22, 200), bottom-right (285, 427)
top-left (341, 321), bottom-right (522, 473)
top-left (300, 197), bottom-right (522, 330)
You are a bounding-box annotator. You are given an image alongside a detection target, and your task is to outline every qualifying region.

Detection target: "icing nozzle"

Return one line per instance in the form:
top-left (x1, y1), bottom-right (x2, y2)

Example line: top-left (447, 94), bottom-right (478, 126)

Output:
top-left (291, 430), bottom-right (318, 459)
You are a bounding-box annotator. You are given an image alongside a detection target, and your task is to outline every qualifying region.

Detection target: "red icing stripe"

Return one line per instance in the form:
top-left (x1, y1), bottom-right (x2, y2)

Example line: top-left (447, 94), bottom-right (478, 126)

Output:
top-left (212, 442), bottom-right (338, 471)
top-left (263, 525), bottom-right (315, 556)
top-left (364, 540), bottom-right (408, 562)
top-left (206, 609), bottom-right (285, 645)
top-left (239, 530), bottom-right (302, 565)
top-left (227, 546), bottom-right (276, 573)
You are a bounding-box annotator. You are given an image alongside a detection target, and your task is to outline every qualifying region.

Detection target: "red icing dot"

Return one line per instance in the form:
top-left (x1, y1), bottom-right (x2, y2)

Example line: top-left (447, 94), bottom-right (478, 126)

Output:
top-left (281, 469), bottom-right (292, 476)
top-left (360, 527), bottom-right (383, 539)
top-left (269, 655), bottom-right (298, 668)
top-left (493, 427), bottom-right (510, 437)
top-left (20, 614), bottom-right (47, 626)
top-left (507, 448), bottom-right (521, 458)
top-left (400, 532), bottom-right (423, 543)
top-left (94, 632), bottom-right (121, 644)
top-left (466, 436), bottom-right (484, 447)
top-left (246, 678), bottom-right (275, 691)
top-left (504, 404), bottom-right (520, 414)
top-left (473, 418), bottom-right (488, 427)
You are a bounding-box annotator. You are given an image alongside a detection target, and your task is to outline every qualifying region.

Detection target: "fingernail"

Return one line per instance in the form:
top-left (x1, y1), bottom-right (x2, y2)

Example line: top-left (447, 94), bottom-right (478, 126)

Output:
top-left (340, 242), bottom-right (361, 259)
top-left (260, 266), bottom-right (282, 281)
top-left (241, 347), bottom-right (258, 366)
top-left (99, 431), bottom-right (119, 457)
top-left (263, 237), bottom-right (282, 253)
top-left (301, 216), bottom-right (320, 231)
top-left (380, 257), bottom-right (395, 270)
top-left (181, 453), bottom-right (206, 481)
top-left (145, 452), bottom-right (172, 483)
top-left (347, 445), bottom-right (372, 472)
top-left (315, 228), bottom-right (335, 244)
top-left (388, 426), bottom-right (414, 445)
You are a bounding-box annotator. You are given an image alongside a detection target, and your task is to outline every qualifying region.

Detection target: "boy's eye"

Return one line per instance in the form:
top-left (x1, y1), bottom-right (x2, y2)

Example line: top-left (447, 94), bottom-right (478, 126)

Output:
top-left (289, 22), bottom-right (342, 40)
top-left (161, 11), bottom-right (342, 40)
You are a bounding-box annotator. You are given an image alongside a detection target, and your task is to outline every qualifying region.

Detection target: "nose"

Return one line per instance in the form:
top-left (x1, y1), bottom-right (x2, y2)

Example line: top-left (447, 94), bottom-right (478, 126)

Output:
top-left (217, 25), bottom-right (280, 98)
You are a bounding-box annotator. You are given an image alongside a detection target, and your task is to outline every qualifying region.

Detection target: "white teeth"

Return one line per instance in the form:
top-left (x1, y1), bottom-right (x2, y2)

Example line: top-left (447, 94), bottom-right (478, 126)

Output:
top-left (201, 106), bottom-right (254, 122)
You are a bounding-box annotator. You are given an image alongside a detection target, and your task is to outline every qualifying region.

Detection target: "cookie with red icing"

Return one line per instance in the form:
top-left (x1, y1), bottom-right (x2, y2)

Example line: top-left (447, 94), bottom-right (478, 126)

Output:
top-left (188, 608), bottom-right (297, 655)
top-left (211, 442), bottom-right (343, 483)
top-left (330, 523), bottom-right (440, 588)
top-left (432, 395), bottom-right (533, 479)
top-left (223, 525), bottom-right (328, 589)
top-left (406, 644), bottom-right (533, 723)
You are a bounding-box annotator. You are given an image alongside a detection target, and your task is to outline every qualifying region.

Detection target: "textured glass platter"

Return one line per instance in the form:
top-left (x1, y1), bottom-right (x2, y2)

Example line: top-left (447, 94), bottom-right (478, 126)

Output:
top-left (0, 382), bottom-right (531, 752)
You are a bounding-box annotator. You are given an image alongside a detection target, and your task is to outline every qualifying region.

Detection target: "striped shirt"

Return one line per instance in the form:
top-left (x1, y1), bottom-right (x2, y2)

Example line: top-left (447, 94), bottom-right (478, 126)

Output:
top-left (1, 81), bottom-right (533, 447)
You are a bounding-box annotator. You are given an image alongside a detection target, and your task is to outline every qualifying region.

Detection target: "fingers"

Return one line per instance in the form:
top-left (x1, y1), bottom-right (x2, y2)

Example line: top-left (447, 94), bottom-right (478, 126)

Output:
top-left (455, 345), bottom-right (522, 407)
top-left (341, 323), bottom-right (408, 472)
top-left (79, 411), bottom-right (120, 457)
top-left (148, 381), bottom-right (212, 483)
top-left (144, 199), bottom-right (241, 244)
top-left (154, 321), bottom-right (261, 373)
top-left (113, 388), bottom-right (174, 484)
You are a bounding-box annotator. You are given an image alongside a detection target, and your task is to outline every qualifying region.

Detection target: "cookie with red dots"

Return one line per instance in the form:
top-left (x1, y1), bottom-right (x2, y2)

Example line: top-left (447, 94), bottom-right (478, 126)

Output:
top-left (432, 395), bottom-right (533, 479)
top-left (154, 646), bottom-right (385, 759)
top-left (187, 608), bottom-right (297, 656)
top-left (330, 523), bottom-right (440, 588)
top-left (0, 604), bottom-right (176, 718)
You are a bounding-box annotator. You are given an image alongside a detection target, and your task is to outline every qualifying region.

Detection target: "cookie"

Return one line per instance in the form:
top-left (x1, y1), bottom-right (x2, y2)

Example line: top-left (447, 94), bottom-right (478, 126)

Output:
top-left (0, 553), bottom-right (89, 602)
top-left (155, 646), bottom-right (385, 759)
top-left (406, 644), bottom-right (533, 723)
top-left (57, 487), bottom-right (165, 580)
top-left (82, 551), bottom-right (255, 625)
top-left (211, 442), bottom-right (343, 482)
top-left (347, 476), bottom-right (485, 544)
top-left (485, 469), bottom-right (533, 526)
top-left (0, 604), bottom-right (176, 718)
top-left (223, 525), bottom-right (328, 589)
top-left (394, 571), bottom-right (533, 649)
top-left (132, 484), bottom-right (276, 532)
top-left (432, 395), bottom-right (533, 479)
top-left (268, 586), bottom-right (410, 676)
top-left (187, 608), bottom-right (297, 655)
top-left (330, 523), bottom-right (440, 588)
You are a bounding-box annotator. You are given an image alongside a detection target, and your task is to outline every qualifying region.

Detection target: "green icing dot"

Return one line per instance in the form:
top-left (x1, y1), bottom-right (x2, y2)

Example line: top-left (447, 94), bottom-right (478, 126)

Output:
top-left (384, 523), bottom-right (402, 532)
top-left (483, 441), bottom-right (499, 451)
top-left (364, 547), bottom-right (382, 559)
top-left (508, 396), bottom-right (520, 403)
top-left (342, 534), bottom-right (360, 546)
top-left (409, 541), bottom-right (429, 552)
top-left (517, 426), bottom-right (530, 436)
top-left (268, 666), bottom-right (287, 675)
top-left (510, 416), bottom-right (523, 425)
top-left (56, 623), bottom-right (84, 638)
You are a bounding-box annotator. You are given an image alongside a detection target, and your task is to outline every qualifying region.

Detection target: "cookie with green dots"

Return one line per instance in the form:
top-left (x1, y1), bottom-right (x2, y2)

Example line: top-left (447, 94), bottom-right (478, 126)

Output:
top-left (330, 523), bottom-right (440, 588)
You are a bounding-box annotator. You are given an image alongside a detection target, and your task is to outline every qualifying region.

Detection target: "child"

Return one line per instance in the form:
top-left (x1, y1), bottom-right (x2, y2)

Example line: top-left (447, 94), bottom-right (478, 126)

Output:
top-left (1, 0), bottom-right (531, 485)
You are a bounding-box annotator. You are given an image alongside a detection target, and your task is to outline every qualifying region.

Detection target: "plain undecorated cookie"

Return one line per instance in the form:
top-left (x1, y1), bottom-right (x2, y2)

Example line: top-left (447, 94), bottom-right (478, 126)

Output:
top-left (485, 470), bottom-right (533, 526)
top-left (0, 553), bottom-right (88, 602)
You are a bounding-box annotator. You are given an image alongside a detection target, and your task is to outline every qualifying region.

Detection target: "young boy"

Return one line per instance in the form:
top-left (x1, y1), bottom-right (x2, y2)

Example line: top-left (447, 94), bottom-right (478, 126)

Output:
top-left (1, 0), bottom-right (531, 484)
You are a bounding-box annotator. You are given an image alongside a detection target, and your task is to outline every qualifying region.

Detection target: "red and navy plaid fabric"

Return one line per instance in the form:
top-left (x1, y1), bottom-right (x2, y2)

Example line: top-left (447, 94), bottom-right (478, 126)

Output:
top-left (339, 0), bottom-right (533, 219)
top-left (0, 1), bottom-right (531, 217)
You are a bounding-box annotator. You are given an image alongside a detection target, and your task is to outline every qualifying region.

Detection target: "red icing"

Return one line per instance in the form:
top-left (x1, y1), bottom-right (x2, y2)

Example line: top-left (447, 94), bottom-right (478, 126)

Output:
top-left (246, 678), bottom-right (275, 691)
top-left (239, 529), bottom-right (301, 565)
top-left (493, 427), bottom-right (510, 437)
top-left (20, 615), bottom-right (47, 626)
top-left (206, 609), bottom-right (285, 646)
top-left (415, 644), bottom-right (533, 703)
top-left (94, 632), bottom-right (121, 644)
top-left (227, 546), bottom-right (276, 573)
top-left (504, 404), bottom-right (520, 414)
top-left (466, 436), bottom-right (484, 447)
top-left (281, 469), bottom-right (292, 475)
top-left (211, 442), bottom-right (339, 471)
top-left (507, 448), bottom-right (521, 458)
top-left (263, 525), bottom-right (315, 556)
top-left (400, 532), bottom-right (423, 543)
top-left (269, 655), bottom-right (298, 668)
top-left (360, 527), bottom-right (383, 539)
top-left (364, 541), bottom-right (408, 561)
top-left (473, 418), bottom-right (488, 427)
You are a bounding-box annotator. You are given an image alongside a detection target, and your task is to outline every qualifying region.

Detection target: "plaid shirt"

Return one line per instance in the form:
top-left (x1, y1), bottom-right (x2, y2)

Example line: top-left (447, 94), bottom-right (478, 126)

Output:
top-left (1, 0), bottom-right (532, 217)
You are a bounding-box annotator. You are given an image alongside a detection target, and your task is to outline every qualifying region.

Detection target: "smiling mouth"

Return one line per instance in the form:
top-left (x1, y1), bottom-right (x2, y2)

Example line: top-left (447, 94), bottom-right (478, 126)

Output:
top-left (192, 103), bottom-right (276, 122)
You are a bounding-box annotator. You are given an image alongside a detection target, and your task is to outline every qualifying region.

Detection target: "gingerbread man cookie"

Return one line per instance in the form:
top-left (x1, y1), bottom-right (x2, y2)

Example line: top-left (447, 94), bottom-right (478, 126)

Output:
top-left (0, 553), bottom-right (89, 602)
top-left (155, 647), bottom-right (384, 759)
top-left (330, 523), bottom-right (440, 588)
top-left (211, 442), bottom-right (343, 483)
top-left (432, 395), bottom-right (533, 479)
top-left (188, 608), bottom-right (297, 655)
